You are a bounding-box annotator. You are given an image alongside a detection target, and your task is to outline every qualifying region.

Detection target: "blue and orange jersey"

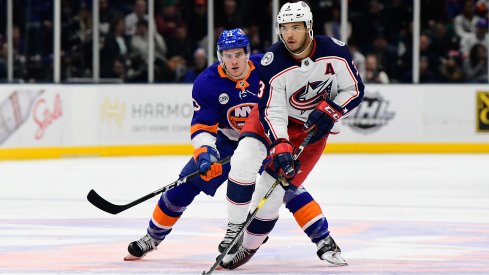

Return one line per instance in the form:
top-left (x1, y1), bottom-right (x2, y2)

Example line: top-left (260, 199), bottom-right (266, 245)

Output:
top-left (191, 54), bottom-right (263, 142)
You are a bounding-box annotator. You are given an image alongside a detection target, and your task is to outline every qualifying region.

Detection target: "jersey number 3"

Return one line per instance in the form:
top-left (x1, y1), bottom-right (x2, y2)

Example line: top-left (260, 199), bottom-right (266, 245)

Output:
top-left (258, 80), bottom-right (265, 98)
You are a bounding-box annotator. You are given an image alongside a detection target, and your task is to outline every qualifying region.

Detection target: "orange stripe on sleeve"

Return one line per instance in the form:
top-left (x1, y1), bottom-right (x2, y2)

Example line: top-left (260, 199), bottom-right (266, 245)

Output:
top-left (293, 201), bottom-right (323, 228)
top-left (190, 123), bottom-right (218, 136)
top-left (152, 205), bottom-right (180, 227)
top-left (193, 146), bottom-right (208, 161)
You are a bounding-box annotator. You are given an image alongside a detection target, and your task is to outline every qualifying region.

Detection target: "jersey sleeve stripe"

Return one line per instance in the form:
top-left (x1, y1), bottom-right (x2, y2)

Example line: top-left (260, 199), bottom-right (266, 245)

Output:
top-left (264, 86), bottom-right (279, 140)
top-left (190, 123), bottom-right (219, 136)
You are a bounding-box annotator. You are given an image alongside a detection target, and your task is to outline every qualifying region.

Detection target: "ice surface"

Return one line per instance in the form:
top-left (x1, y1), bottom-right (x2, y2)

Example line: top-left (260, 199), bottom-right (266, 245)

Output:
top-left (1, 154), bottom-right (488, 274)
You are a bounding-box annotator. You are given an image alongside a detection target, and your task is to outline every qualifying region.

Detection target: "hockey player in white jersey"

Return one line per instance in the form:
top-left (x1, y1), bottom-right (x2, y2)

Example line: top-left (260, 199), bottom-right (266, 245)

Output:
top-left (220, 1), bottom-right (364, 270)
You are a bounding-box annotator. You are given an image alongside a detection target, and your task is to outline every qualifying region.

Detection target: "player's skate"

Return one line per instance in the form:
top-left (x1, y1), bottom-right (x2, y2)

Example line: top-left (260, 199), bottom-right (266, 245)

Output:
top-left (316, 235), bottom-right (347, 266)
top-left (218, 222), bottom-right (244, 253)
top-left (124, 233), bottom-right (161, 261)
top-left (220, 244), bottom-right (258, 270)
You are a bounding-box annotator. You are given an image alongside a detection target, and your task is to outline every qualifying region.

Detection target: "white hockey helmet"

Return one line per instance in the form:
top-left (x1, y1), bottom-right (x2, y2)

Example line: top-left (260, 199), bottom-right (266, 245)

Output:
top-left (276, 1), bottom-right (314, 39)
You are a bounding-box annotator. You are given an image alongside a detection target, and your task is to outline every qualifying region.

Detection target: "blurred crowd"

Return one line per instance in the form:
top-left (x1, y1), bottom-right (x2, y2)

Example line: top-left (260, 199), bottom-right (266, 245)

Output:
top-left (0, 0), bottom-right (487, 83)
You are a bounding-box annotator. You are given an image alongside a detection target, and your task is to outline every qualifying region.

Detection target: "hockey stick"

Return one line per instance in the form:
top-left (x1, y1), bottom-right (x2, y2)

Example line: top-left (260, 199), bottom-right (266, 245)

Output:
top-left (202, 130), bottom-right (315, 275)
top-left (87, 156), bottom-right (232, 215)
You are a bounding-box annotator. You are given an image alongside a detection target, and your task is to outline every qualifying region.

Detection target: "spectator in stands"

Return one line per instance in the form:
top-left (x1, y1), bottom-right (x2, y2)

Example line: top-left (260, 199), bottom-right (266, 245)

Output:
top-left (439, 50), bottom-right (465, 82)
top-left (155, 0), bottom-right (185, 42)
top-left (130, 18), bottom-right (189, 82)
top-left (182, 47), bottom-right (207, 82)
top-left (430, 22), bottom-right (456, 61)
top-left (371, 35), bottom-right (398, 80)
top-left (402, 55), bottom-right (438, 83)
top-left (419, 55), bottom-right (437, 83)
top-left (463, 43), bottom-right (488, 82)
top-left (475, 0), bottom-right (489, 17)
top-left (0, 42), bottom-right (7, 80)
top-left (350, 42), bottom-right (366, 79)
top-left (107, 56), bottom-right (127, 81)
top-left (101, 18), bottom-right (130, 78)
top-left (131, 19), bottom-right (168, 66)
top-left (66, 2), bottom-right (93, 78)
top-left (365, 53), bottom-right (389, 83)
top-left (186, 0), bottom-right (208, 50)
top-left (454, 0), bottom-right (480, 39)
top-left (196, 26), bottom-right (224, 63)
top-left (323, 5), bottom-right (351, 41)
top-left (11, 26), bottom-right (28, 79)
top-left (460, 18), bottom-right (489, 58)
top-left (419, 33), bottom-right (439, 77)
top-left (216, 0), bottom-right (243, 29)
top-left (167, 25), bottom-right (192, 62)
top-left (100, 0), bottom-right (124, 36)
top-left (248, 0), bottom-right (273, 52)
top-left (247, 24), bottom-right (264, 54)
top-left (125, 0), bottom-right (148, 36)
top-left (165, 55), bottom-right (186, 82)
top-left (350, 0), bottom-right (385, 53)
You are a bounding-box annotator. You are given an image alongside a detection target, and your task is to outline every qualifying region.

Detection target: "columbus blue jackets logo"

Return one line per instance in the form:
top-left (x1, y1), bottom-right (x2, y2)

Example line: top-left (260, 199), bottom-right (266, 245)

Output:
top-left (227, 103), bottom-right (255, 130)
top-left (289, 80), bottom-right (333, 110)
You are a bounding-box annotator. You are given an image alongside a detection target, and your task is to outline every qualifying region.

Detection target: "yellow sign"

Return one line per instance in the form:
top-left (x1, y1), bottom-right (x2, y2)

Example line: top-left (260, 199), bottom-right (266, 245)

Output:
top-left (100, 96), bottom-right (126, 128)
top-left (476, 92), bottom-right (489, 132)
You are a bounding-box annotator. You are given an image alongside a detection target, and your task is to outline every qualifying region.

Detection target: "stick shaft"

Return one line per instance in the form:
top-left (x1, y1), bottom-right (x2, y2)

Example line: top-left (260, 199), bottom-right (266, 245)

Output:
top-left (87, 156), bottom-right (232, 214)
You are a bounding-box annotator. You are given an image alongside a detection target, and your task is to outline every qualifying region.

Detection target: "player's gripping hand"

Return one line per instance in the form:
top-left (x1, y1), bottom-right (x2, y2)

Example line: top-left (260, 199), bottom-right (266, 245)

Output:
top-left (269, 139), bottom-right (298, 185)
top-left (193, 145), bottom-right (222, 181)
top-left (304, 99), bottom-right (343, 144)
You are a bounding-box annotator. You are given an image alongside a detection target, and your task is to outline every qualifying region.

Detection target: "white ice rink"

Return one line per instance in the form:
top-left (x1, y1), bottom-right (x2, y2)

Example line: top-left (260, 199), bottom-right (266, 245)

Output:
top-left (1, 154), bottom-right (489, 274)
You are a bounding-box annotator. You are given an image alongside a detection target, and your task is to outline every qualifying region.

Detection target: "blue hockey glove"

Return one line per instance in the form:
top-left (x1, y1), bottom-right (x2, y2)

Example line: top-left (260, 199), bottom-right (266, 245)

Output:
top-left (304, 99), bottom-right (343, 144)
top-left (193, 145), bottom-right (222, 181)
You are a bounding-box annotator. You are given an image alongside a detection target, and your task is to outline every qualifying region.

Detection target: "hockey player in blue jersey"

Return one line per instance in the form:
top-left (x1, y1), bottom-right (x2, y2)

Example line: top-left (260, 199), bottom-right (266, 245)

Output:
top-left (221, 1), bottom-right (364, 270)
top-left (124, 28), bottom-right (333, 261)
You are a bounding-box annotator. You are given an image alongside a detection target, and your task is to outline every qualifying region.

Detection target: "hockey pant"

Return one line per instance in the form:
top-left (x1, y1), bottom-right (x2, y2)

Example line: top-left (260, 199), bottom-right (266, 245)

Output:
top-left (226, 137), bottom-right (329, 246)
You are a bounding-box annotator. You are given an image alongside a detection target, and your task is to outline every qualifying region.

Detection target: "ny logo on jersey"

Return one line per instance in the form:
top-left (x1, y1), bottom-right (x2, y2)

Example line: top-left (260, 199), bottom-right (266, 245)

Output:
top-left (227, 103), bottom-right (255, 131)
top-left (289, 79), bottom-right (333, 111)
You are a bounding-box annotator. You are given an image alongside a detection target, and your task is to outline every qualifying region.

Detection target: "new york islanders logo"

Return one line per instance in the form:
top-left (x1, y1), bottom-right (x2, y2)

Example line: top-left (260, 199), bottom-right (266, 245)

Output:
top-left (227, 103), bottom-right (255, 131)
top-left (289, 80), bottom-right (333, 111)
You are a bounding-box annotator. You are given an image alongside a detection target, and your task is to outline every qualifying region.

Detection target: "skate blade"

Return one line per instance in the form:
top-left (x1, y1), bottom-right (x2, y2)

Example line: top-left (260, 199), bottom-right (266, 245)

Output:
top-left (322, 252), bottom-right (348, 266)
top-left (123, 254), bottom-right (144, 261)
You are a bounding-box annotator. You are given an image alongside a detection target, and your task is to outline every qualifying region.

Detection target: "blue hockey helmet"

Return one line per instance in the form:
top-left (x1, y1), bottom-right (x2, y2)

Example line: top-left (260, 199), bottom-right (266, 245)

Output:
top-left (216, 28), bottom-right (251, 64)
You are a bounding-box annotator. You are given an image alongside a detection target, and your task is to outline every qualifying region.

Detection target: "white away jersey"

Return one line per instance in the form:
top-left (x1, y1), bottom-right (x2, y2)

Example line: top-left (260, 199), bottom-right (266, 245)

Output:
top-left (257, 35), bottom-right (365, 142)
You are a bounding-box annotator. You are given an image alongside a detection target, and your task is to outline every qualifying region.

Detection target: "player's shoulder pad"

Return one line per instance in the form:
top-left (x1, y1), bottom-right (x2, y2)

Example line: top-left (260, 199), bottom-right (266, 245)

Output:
top-left (315, 35), bottom-right (351, 60)
top-left (258, 42), bottom-right (291, 82)
top-left (249, 53), bottom-right (264, 67)
top-left (193, 62), bottom-right (220, 96)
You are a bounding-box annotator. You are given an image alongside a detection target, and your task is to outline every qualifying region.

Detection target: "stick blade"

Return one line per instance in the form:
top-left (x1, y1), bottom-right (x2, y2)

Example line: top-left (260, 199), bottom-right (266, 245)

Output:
top-left (87, 189), bottom-right (125, 215)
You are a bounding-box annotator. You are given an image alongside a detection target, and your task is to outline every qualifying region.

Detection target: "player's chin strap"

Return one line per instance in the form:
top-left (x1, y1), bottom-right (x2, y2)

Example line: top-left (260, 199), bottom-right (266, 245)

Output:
top-left (202, 129), bottom-right (315, 275)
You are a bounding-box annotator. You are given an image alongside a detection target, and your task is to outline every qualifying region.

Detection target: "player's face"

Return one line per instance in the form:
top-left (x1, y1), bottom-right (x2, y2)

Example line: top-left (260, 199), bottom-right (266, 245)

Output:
top-left (279, 22), bottom-right (309, 53)
top-left (221, 48), bottom-right (248, 79)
